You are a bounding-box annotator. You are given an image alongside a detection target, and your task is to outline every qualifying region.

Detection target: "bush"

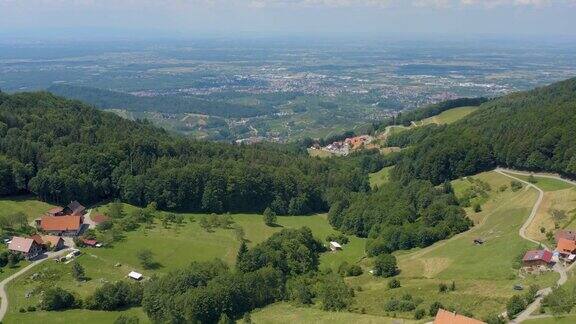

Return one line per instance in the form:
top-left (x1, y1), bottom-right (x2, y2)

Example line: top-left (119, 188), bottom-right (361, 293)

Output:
top-left (511, 181), bottom-right (523, 192)
top-left (85, 281), bottom-right (143, 310)
top-left (338, 262), bottom-right (363, 277)
top-left (388, 278), bottom-right (401, 289)
top-left (414, 308), bottom-right (426, 319)
top-left (484, 314), bottom-right (506, 324)
top-left (439, 283), bottom-right (448, 293)
top-left (429, 301), bottom-right (443, 316)
top-left (473, 203), bottom-right (482, 213)
top-left (317, 274), bottom-right (354, 311)
top-left (40, 287), bottom-right (77, 311)
top-left (373, 254), bottom-right (398, 277)
top-left (286, 276), bottom-right (314, 305)
top-left (506, 295), bottom-right (526, 319)
top-left (326, 233), bottom-right (349, 244)
top-left (263, 207), bottom-right (277, 226)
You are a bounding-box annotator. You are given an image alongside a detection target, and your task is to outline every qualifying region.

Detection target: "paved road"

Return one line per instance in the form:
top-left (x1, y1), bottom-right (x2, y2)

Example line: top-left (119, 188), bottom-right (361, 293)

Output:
top-left (495, 168), bottom-right (573, 323)
top-left (0, 248), bottom-right (71, 321)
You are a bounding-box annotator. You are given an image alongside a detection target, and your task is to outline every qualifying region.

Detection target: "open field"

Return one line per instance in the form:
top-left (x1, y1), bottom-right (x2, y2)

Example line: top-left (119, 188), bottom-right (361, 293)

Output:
top-left (346, 171), bottom-right (557, 320)
top-left (526, 316), bottom-right (576, 324)
top-left (418, 106), bottom-right (478, 126)
top-left (2, 202), bottom-right (369, 323)
top-left (308, 148), bottom-right (334, 158)
top-left (526, 187), bottom-right (576, 241)
top-left (369, 166), bottom-right (393, 189)
top-left (504, 173), bottom-right (574, 192)
top-left (250, 302), bottom-right (415, 324)
top-left (0, 196), bottom-right (56, 221)
top-left (4, 307), bottom-right (149, 324)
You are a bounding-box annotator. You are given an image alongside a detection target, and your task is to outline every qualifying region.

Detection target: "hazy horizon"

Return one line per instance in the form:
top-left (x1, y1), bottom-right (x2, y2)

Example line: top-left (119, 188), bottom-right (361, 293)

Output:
top-left (1, 0), bottom-right (576, 41)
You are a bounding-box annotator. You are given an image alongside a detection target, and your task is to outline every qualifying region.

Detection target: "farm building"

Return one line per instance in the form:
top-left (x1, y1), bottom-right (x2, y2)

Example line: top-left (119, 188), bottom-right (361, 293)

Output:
top-left (522, 250), bottom-right (553, 268)
top-left (128, 271), bottom-right (143, 281)
top-left (329, 241), bottom-right (342, 251)
top-left (8, 237), bottom-right (42, 260)
top-left (434, 308), bottom-right (485, 324)
top-left (40, 214), bottom-right (83, 236)
top-left (66, 201), bottom-right (86, 216)
top-left (555, 230), bottom-right (576, 242)
top-left (46, 207), bottom-right (65, 217)
top-left (91, 214), bottom-right (110, 225)
top-left (30, 234), bottom-right (65, 251)
top-left (556, 238), bottom-right (576, 256)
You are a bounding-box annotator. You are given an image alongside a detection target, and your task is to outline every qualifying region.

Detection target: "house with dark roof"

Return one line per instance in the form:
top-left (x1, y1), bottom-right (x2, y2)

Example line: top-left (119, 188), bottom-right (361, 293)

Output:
top-left (434, 308), bottom-right (485, 324)
top-left (522, 250), bottom-right (553, 268)
top-left (40, 215), bottom-right (83, 236)
top-left (46, 207), bottom-right (65, 217)
top-left (8, 237), bottom-right (42, 260)
top-left (66, 201), bottom-right (86, 216)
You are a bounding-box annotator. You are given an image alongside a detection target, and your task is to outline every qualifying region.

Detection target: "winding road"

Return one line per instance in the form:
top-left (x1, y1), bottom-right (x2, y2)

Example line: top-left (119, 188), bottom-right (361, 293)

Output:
top-left (495, 168), bottom-right (575, 323)
top-left (0, 248), bottom-right (71, 321)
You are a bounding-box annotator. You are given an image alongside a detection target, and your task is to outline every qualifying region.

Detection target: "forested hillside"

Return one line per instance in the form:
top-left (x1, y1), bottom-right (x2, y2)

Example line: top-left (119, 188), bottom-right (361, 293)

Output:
top-left (0, 91), bottom-right (370, 213)
top-left (48, 84), bottom-right (270, 118)
top-left (392, 77), bottom-right (576, 184)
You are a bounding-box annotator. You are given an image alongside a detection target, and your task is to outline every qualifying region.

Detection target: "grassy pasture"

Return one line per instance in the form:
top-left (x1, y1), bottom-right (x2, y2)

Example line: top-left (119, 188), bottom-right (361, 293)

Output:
top-left (346, 171), bottom-right (557, 320)
top-left (418, 106), bottom-right (478, 126)
top-left (250, 302), bottom-right (415, 324)
top-left (505, 173), bottom-right (574, 192)
top-left (5, 307), bottom-right (149, 324)
top-left (0, 196), bottom-right (56, 221)
top-left (368, 166), bottom-right (393, 189)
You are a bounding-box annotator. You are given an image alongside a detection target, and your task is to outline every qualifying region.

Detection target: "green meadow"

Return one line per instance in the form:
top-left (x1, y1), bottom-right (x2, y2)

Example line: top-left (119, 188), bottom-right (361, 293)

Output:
top-left (346, 171), bottom-right (557, 320)
top-left (503, 173), bottom-right (574, 192)
top-left (419, 106), bottom-right (478, 126)
top-left (368, 166), bottom-right (393, 189)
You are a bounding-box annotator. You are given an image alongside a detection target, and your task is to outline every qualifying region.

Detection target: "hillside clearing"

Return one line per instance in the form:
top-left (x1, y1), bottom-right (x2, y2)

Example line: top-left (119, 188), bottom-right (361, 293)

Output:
top-left (0, 196), bottom-right (56, 221)
top-left (368, 166), bottom-right (393, 189)
top-left (418, 106), bottom-right (478, 126)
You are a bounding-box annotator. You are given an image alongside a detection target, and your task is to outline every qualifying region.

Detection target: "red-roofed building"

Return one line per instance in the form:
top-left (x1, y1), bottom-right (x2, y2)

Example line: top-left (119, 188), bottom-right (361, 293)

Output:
top-left (555, 230), bottom-right (576, 242)
top-left (522, 250), bottom-right (553, 268)
top-left (434, 309), bottom-right (485, 324)
top-left (40, 215), bottom-right (83, 236)
top-left (82, 239), bottom-right (98, 247)
top-left (30, 234), bottom-right (65, 251)
top-left (556, 238), bottom-right (576, 256)
top-left (91, 214), bottom-right (110, 225)
top-left (8, 237), bottom-right (42, 260)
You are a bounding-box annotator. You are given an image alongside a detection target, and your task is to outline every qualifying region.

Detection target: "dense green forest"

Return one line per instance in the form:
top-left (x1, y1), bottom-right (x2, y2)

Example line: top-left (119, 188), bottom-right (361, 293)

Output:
top-left (391, 77), bottom-right (576, 184)
top-left (48, 84), bottom-right (271, 118)
top-left (0, 91), bottom-right (372, 213)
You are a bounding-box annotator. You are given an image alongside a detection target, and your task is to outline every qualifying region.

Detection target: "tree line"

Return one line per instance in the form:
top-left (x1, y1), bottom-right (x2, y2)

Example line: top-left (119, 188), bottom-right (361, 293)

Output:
top-left (0, 91), bottom-right (372, 214)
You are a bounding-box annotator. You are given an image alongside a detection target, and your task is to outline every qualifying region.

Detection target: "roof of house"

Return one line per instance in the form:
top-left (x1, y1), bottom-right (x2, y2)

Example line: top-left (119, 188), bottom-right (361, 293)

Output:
top-left (8, 237), bottom-right (37, 253)
top-left (91, 214), bottom-right (110, 224)
top-left (128, 271), bottom-right (143, 280)
top-left (42, 235), bottom-right (64, 247)
top-left (41, 215), bottom-right (82, 231)
top-left (557, 238), bottom-right (576, 253)
top-left (30, 234), bottom-right (44, 245)
top-left (67, 201), bottom-right (85, 215)
top-left (556, 230), bottom-right (576, 242)
top-left (523, 250), bottom-right (553, 263)
top-left (82, 239), bottom-right (98, 246)
top-left (434, 309), bottom-right (485, 324)
top-left (47, 207), bottom-right (64, 215)
top-left (330, 241), bottom-right (342, 248)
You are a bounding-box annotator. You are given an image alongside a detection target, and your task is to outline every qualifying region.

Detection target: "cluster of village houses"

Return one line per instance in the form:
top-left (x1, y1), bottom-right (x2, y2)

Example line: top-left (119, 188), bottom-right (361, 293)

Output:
top-left (309, 135), bottom-right (374, 156)
top-left (521, 229), bottom-right (576, 270)
top-left (6, 201), bottom-right (107, 260)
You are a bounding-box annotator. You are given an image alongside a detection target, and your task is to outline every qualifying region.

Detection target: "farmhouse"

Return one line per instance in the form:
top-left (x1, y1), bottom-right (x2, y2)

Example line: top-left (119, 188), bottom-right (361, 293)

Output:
top-left (329, 241), bottom-right (342, 251)
top-left (434, 308), bottom-right (485, 324)
top-left (8, 237), bottom-right (42, 260)
top-left (556, 238), bottom-right (576, 256)
top-left (522, 250), bottom-right (553, 268)
top-left (40, 214), bottom-right (83, 236)
top-left (30, 234), bottom-right (65, 251)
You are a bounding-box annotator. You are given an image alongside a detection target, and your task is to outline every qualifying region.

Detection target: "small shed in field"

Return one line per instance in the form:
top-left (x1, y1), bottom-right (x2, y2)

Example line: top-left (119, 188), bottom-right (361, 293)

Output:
top-left (128, 271), bottom-right (143, 281)
top-left (329, 241), bottom-right (342, 251)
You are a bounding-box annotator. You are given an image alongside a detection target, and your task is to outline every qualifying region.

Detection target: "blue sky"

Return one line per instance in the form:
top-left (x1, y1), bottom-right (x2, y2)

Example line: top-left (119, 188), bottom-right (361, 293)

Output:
top-left (1, 0), bottom-right (575, 39)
